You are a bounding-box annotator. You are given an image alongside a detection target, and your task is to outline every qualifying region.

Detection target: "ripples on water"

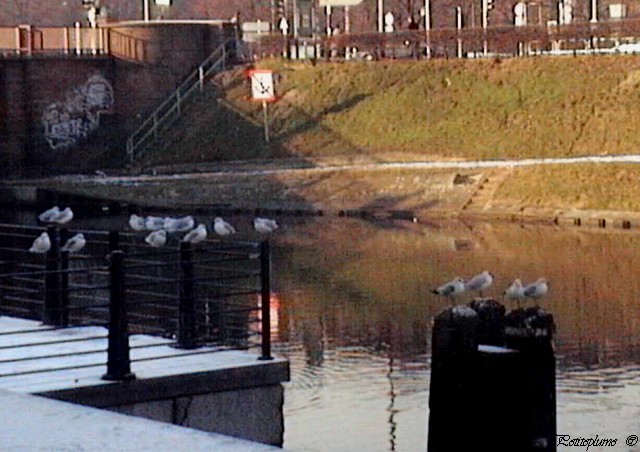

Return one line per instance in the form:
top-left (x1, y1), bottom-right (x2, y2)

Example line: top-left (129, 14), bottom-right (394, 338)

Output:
top-left (6, 208), bottom-right (640, 450)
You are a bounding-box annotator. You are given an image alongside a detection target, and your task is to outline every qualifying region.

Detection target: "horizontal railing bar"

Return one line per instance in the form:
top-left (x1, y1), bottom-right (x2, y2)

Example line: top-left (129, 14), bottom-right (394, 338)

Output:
top-left (0, 361), bottom-right (104, 378)
top-left (0, 347), bottom-right (107, 364)
top-left (0, 335), bottom-right (107, 350)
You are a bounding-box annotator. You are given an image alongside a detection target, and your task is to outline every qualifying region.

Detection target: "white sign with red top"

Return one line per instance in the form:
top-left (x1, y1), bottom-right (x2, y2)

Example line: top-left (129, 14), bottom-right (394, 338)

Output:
top-left (247, 69), bottom-right (276, 102)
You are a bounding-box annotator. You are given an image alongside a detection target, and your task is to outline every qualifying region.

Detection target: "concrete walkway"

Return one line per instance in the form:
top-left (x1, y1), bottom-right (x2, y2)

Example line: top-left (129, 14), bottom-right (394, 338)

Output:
top-left (0, 390), bottom-right (282, 451)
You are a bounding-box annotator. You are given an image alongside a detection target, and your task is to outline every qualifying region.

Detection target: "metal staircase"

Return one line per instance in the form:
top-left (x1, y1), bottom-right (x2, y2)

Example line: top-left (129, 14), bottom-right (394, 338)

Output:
top-left (125, 39), bottom-right (238, 161)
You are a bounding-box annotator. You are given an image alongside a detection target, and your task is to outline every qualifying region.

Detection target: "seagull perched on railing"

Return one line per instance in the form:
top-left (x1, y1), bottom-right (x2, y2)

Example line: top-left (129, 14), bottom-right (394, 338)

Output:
top-left (128, 214), bottom-right (146, 231)
top-left (254, 217), bottom-right (279, 234)
top-left (29, 232), bottom-right (51, 254)
top-left (213, 217), bottom-right (236, 236)
top-left (49, 207), bottom-right (73, 224)
top-left (503, 278), bottom-right (526, 307)
top-left (164, 215), bottom-right (195, 233)
top-left (144, 216), bottom-right (165, 231)
top-left (432, 277), bottom-right (466, 300)
top-left (61, 233), bottom-right (86, 253)
top-left (524, 278), bottom-right (549, 300)
top-left (145, 229), bottom-right (167, 247)
top-left (464, 270), bottom-right (494, 297)
top-left (182, 224), bottom-right (207, 244)
top-left (38, 206), bottom-right (60, 223)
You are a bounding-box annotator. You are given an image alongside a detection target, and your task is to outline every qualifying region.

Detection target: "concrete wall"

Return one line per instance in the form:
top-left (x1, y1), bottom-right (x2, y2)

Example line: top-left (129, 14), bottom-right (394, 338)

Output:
top-left (0, 23), bottom-right (233, 177)
top-left (111, 385), bottom-right (285, 446)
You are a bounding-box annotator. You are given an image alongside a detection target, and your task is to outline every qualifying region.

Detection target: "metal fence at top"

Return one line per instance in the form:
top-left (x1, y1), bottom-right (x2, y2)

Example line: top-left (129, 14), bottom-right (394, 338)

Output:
top-left (247, 18), bottom-right (640, 60)
top-left (0, 223), bottom-right (272, 382)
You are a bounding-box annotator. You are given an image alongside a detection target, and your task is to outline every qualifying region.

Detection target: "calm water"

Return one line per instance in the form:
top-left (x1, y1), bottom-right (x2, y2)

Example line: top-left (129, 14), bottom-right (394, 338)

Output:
top-left (6, 207), bottom-right (640, 450)
top-left (265, 217), bottom-right (640, 451)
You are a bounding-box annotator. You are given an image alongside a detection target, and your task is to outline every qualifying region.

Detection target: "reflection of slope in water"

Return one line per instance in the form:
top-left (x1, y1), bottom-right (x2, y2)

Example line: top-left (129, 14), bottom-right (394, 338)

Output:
top-left (274, 218), bottom-right (640, 372)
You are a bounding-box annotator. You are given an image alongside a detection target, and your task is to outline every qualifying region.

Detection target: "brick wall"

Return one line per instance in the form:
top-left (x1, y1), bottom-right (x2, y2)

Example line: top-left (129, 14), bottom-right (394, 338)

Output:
top-left (0, 23), bottom-right (231, 177)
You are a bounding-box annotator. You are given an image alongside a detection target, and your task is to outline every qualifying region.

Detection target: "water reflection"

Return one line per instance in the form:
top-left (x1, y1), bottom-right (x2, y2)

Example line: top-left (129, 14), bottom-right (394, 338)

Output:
top-left (268, 218), bottom-right (640, 450)
top-left (4, 206), bottom-right (640, 450)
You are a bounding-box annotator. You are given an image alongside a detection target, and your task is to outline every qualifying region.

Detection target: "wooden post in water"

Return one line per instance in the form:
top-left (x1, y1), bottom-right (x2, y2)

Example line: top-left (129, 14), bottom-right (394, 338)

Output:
top-left (428, 300), bottom-right (556, 452)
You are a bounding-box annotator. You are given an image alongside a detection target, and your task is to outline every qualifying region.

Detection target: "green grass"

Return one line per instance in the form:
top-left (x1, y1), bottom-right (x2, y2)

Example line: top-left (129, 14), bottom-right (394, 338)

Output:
top-left (143, 55), bottom-right (640, 166)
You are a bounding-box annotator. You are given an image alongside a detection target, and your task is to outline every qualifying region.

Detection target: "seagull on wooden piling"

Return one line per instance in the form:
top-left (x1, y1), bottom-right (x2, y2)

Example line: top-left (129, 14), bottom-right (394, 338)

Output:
top-left (38, 206), bottom-right (60, 223)
top-left (464, 270), bottom-right (494, 297)
top-left (145, 229), bottom-right (167, 247)
top-left (524, 278), bottom-right (549, 300)
top-left (254, 217), bottom-right (279, 234)
top-left (128, 214), bottom-right (146, 231)
top-left (182, 224), bottom-right (207, 244)
top-left (29, 232), bottom-right (51, 254)
top-left (213, 217), bottom-right (236, 236)
top-left (503, 278), bottom-right (526, 307)
top-left (431, 277), bottom-right (466, 300)
top-left (50, 207), bottom-right (73, 224)
top-left (164, 215), bottom-right (195, 233)
top-left (144, 216), bottom-right (165, 231)
top-left (61, 233), bottom-right (86, 253)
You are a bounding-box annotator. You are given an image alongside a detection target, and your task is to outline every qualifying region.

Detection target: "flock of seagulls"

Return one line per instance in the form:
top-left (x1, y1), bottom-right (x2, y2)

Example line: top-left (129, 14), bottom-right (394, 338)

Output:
top-left (28, 207), bottom-right (281, 253)
top-left (136, 214), bottom-right (277, 248)
top-left (432, 270), bottom-right (549, 306)
top-left (29, 206), bottom-right (83, 254)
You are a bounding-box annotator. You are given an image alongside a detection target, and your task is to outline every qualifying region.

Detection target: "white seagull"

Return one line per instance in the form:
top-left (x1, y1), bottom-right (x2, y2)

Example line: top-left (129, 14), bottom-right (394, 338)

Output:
top-left (29, 232), bottom-right (51, 254)
top-left (145, 229), bottom-right (167, 247)
top-left (464, 270), bottom-right (494, 297)
top-left (128, 214), bottom-right (146, 231)
top-left (254, 217), bottom-right (279, 234)
top-left (144, 216), bottom-right (165, 231)
top-left (432, 277), bottom-right (466, 300)
top-left (182, 224), bottom-right (207, 244)
top-left (503, 278), bottom-right (526, 307)
top-left (213, 217), bottom-right (236, 236)
top-left (524, 278), bottom-right (549, 300)
top-left (50, 207), bottom-right (73, 224)
top-left (164, 215), bottom-right (195, 233)
top-left (38, 206), bottom-right (60, 223)
top-left (61, 233), bottom-right (86, 253)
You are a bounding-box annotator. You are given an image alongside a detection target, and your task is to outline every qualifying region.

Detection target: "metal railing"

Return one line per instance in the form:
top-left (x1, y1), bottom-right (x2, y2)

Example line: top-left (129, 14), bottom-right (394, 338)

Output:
top-left (0, 223), bottom-right (272, 382)
top-left (125, 39), bottom-right (237, 161)
top-left (0, 25), bottom-right (109, 56)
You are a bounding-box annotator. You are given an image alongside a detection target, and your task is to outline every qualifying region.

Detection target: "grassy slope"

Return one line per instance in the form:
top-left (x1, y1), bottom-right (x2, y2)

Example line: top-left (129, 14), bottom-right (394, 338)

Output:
top-left (138, 56), bottom-right (640, 212)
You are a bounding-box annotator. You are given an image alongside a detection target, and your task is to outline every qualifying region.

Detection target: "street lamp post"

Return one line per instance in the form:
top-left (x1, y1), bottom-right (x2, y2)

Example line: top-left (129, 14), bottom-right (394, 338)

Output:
top-left (456, 6), bottom-right (462, 58)
top-left (424, 0), bottom-right (431, 58)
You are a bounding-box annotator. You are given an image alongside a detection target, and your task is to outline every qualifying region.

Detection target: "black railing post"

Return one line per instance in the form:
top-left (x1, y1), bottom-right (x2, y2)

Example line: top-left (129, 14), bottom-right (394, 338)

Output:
top-left (59, 250), bottom-right (70, 327)
top-left (43, 226), bottom-right (61, 326)
top-left (103, 250), bottom-right (135, 381)
top-left (259, 240), bottom-right (272, 360)
top-left (176, 242), bottom-right (197, 349)
top-left (108, 230), bottom-right (119, 252)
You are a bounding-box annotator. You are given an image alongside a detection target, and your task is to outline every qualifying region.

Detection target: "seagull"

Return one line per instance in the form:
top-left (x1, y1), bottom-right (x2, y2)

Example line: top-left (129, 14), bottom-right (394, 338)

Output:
top-left (38, 206), bottom-right (60, 223)
top-left (503, 278), bottom-right (526, 307)
top-left (164, 215), bottom-right (195, 233)
top-left (145, 229), bottom-right (167, 247)
top-left (182, 224), bottom-right (207, 244)
top-left (254, 217), bottom-right (279, 233)
top-left (128, 214), bottom-right (146, 231)
top-left (524, 278), bottom-right (549, 300)
top-left (29, 232), bottom-right (51, 254)
top-left (61, 233), bottom-right (86, 253)
top-left (213, 217), bottom-right (236, 236)
top-left (144, 216), bottom-right (165, 231)
top-left (50, 207), bottom-right (73, 224)
top-left (431, 277), bottom-right (466, 300)
top-left (464, 270), bottom-right (494, 297)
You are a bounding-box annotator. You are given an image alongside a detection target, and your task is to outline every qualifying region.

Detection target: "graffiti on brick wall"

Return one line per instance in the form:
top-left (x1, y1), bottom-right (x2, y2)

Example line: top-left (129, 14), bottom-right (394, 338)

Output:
top-left (42, 74), bottom-right (114, 150)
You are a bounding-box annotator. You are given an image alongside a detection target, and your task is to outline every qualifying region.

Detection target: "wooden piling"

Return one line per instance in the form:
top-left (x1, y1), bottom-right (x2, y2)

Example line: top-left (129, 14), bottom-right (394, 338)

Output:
top-left (428, 300), bottom-right (556, 452)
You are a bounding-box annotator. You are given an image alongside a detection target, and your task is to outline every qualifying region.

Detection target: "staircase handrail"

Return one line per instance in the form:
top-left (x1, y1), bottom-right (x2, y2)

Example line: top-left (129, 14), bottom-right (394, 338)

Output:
top-left (125, 39), bottom-right (236, 161)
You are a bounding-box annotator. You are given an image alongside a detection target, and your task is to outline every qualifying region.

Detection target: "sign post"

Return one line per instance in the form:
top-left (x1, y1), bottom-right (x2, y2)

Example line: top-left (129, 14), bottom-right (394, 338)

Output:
top-left (247, 69), bottom-right (277, 143)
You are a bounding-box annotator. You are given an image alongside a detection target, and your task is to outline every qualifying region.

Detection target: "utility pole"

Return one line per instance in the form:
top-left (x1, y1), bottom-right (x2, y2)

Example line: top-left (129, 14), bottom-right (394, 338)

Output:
top-left (378, 0), bottom-right (384, 33)
top-left (143, 0), bottom-right (150, 21)
top-left (424, 0), bottom-right (431, 58)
